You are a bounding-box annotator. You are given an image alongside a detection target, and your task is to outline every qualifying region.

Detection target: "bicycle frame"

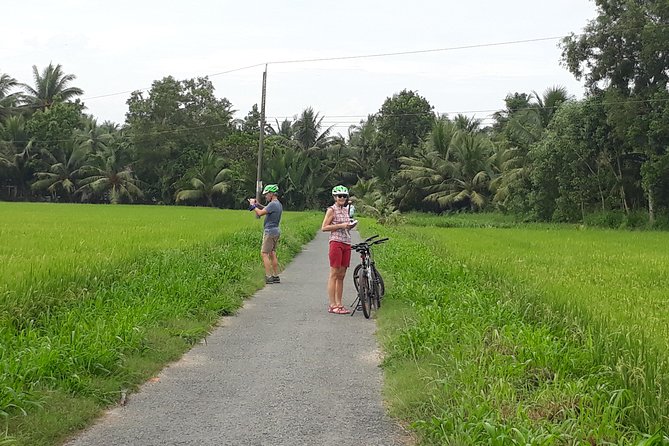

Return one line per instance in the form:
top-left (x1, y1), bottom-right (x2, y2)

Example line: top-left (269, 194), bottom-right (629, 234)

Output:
top-left (350, 235), bottom-right (388, 317)
top-left (360, 250), bottom-right (373, 297)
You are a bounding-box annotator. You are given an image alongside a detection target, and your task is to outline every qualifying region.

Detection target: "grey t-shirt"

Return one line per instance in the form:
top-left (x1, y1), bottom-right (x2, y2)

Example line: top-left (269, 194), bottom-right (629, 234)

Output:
top-left (263, 200), bottom-right (283, 236)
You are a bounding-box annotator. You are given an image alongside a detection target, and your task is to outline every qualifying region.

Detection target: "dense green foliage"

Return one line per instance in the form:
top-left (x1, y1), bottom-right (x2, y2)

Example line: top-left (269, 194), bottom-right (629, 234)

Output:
top-left (1, 2), bottom-right (667, 225)
top-left (559, 0), bottom-right (669, 225)
top-left (0, 203), bottom-right (320, 445)
top-left (370, 220), bottom-right (669, 444)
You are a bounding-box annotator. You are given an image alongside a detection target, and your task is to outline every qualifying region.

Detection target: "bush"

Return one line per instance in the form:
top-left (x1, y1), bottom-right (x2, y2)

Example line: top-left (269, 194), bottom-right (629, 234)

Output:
top-left (621, 210), bottom-right (649, 229)
top-left (584, 210), bottom-right (669, 230)
top-left (651, 212), bottom-right (669, 230)
top-left (583, 210), bottom-right (625, 228)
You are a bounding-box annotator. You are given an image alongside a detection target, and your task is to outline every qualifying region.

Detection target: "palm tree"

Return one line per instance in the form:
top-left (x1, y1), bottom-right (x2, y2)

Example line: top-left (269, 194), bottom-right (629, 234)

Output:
top-left (175, 151), bottom-right (232, 206)
top-left (100, 121), bottom-right (121, 133)
top-left (428, 117), bottom-right (457, 157)
top-left (491, 86), bottom-right (570, 209)
top-left (350, 177), bottom-right (379, 200)
top-left (441, 132), bottom-right (495, 210)
top-left (272, 118), bottom-right (293, 138)
top-left (31, 141), bottom-right (91, 201)
top-left (0, 115), bottom-right (34, 198)
top-left (489, 143), bottom-right (528, 206)
top-left (292, 107), bottom-right (333, 150)
top-left (493, 92), bottom-right (533, 129)
top-left (506, 86), bottom-right (570, 148)
top-left (0, 73), bottom-right (21, 119)
top-left (532, 86), bottom-right (570, 128)
top-left (347, 116), bottom-right (378, 167)
top-left (453, 114), bottom-right (482, 133)
top-left (0, 73), bottom-right (18, 98)
top-left (263, 146), bottom-right (334, 209)
top-left (76, 117), bottom-right (112, 154)
top-left (399, 150), bottom-right (452, 207)
top-left (77, 144), bottom-right (142, 204)
top-left (400, 131), bottom-right (495, 211)
top-left (21, 63), bottom-right (83, 110)
top-left (396, 119), bottom-right (457, 211)
top-left (265, 118), bottom-right (294, 151)
top-left (353, 189), bottom-right (403, 225)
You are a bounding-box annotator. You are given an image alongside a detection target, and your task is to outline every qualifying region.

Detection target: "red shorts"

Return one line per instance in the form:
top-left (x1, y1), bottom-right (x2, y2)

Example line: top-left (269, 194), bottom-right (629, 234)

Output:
top-left (329, 241), bottom-right (352, 268)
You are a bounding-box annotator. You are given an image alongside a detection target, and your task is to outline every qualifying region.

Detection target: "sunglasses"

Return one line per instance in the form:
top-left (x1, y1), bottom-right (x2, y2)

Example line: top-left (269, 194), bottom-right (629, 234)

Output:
top-left (335, 195), bottom-right (348, 199)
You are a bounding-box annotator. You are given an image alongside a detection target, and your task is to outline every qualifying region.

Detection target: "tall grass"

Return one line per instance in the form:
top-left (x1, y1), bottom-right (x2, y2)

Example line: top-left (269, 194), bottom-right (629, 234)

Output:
top-left (418, 226), bottom-right (669, 433)
top-left (403, 212), bottom-right (527, 229)
top-left (367, 221), bottom-right (669, 444)
top-left (414, 226), bottom-right (669, 348)
top-left (0, 202), bottom-right (321, 446)
top-left (2, 203), bottom-right (244, 309)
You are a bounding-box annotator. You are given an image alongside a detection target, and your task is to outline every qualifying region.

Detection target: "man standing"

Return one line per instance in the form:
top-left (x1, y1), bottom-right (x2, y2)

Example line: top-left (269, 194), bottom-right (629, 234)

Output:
top-left (248, 184), bottom-right (283, 284)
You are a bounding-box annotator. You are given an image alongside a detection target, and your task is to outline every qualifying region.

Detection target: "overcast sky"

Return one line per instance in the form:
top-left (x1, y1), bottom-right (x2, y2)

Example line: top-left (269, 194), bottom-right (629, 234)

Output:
top-left (2, 0), bottom-right (598, 133)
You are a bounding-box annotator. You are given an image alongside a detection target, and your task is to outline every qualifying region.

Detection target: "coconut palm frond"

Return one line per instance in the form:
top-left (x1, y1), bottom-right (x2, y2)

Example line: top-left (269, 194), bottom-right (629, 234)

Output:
top-left (176, 189), bottom-right (204, 203)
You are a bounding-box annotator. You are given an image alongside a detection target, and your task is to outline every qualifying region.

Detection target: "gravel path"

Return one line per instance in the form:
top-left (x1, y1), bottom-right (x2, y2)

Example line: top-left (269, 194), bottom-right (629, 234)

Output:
top-left (65, 231), bottom-right (408, 446)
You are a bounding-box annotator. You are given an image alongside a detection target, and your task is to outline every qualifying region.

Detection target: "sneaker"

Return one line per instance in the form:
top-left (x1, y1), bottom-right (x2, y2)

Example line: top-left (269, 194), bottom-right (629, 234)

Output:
top-left (265, 276), bottom-right (274, 284)
top-left (271, 276), bottom-right (280, 283)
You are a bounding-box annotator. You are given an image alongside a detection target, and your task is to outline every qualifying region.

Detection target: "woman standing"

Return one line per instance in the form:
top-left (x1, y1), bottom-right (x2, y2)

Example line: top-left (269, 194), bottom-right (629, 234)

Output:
top-left (321, 185), bottom-right (358, 314)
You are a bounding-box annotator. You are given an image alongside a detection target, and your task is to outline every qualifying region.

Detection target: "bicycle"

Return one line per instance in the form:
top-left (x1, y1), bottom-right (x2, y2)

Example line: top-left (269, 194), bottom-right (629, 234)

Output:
top-left (350, 235), bottom-right (388, 319)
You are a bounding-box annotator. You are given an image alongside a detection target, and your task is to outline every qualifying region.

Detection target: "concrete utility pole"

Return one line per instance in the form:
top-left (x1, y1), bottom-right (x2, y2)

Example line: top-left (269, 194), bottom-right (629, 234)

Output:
top-left (255, 65), bottom-right (268, 202)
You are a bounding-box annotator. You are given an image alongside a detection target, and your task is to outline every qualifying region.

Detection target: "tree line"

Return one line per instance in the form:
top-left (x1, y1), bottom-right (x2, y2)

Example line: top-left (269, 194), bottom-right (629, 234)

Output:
top-left (1, 0), bottom-right (668, 226)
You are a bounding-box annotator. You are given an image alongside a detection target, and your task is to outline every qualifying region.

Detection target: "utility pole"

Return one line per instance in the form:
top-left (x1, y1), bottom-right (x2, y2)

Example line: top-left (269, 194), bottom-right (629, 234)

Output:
top-left (255, 64), bottom-right (268, 201)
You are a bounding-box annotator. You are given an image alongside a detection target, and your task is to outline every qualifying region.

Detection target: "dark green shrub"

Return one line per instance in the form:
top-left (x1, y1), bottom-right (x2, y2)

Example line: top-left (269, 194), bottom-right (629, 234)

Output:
top-left (583, 210), bottom-right (625, 228)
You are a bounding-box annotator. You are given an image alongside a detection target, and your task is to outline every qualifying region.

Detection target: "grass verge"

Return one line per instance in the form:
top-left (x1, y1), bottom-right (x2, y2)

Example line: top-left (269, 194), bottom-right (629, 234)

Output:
top-left (368, 222), bottom-right (669, 445)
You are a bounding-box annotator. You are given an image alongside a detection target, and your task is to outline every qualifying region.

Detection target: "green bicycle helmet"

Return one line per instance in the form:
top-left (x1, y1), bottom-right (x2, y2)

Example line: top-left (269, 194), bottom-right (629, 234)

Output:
top-left (331, 185), bottom-right (349, 196)
top-left (262, 184), bottom-right (279, 194)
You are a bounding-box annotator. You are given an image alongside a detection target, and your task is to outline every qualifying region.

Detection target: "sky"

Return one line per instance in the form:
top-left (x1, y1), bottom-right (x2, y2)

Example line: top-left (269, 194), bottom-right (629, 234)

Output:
top-left (2, 0), bottom-right (599, 134)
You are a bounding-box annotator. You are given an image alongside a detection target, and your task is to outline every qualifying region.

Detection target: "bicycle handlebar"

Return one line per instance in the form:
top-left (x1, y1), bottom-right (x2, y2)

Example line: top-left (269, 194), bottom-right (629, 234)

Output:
top-left (352, 236), bottom-right (389, 251)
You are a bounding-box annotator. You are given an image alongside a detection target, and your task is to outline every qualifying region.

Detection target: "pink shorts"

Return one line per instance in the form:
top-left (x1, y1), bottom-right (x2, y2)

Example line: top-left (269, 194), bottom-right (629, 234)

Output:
top-left (329, 241), bottom-right (351, 268)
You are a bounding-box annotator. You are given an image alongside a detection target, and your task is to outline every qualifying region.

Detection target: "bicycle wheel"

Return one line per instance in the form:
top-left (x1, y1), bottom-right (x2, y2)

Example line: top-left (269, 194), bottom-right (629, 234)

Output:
top-left (353, 264), bottom-right (362, 292)
top-left (359, 274), bottom-right (371, 319)
top-left (372, 265), bottom-right (385, 297)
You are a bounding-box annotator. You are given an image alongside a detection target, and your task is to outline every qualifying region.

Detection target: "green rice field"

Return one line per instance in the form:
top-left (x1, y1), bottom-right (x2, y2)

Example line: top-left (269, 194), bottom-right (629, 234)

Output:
top-left (1, 202), bottom-right (245, 288)
top-left (0, 202), bottom-right (321, 446)
top-left (4, 203), bottom-right (669, 445)
top-left (368, 218), bottom-right (669, 445)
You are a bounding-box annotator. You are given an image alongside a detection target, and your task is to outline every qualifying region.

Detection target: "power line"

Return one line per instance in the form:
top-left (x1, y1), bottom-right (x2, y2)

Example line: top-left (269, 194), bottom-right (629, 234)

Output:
top-left (77, 21), bottom-right (669, 104)
top-left (14, 18), bottom-right (661, 119)
top-left (208, 63), bottom-right (268, 77)
top-left (81, 34), bottom-right (574, 103)
top-left (268, 36), bottom-right (568, 65)
top-left (268, 22), bottom-right (669, 65)
top-left (81, 64), bottom-right (269, 101)
top-left (85, 90), bottom-right (145, 100)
